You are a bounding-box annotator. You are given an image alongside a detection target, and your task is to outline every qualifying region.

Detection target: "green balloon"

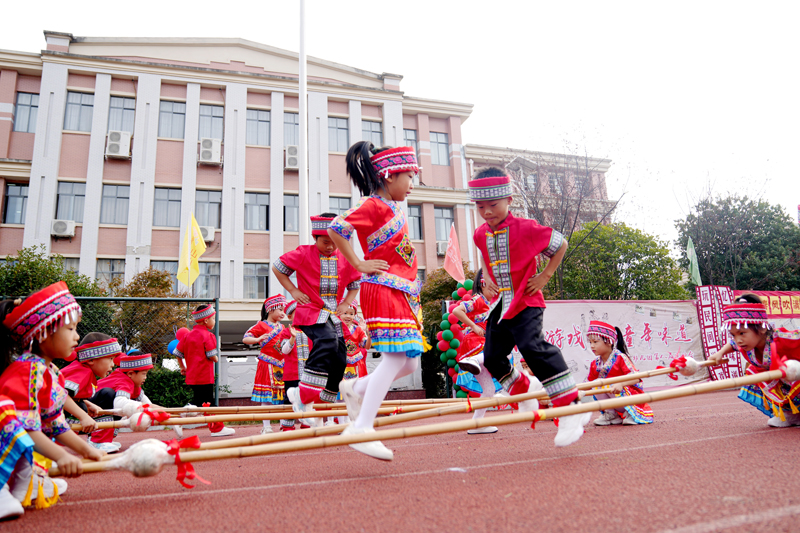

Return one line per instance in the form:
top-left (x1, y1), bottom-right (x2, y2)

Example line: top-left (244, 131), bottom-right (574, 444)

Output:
top-left (453, 384), bottom-right (461, 391)
top-left (457, 282), bottom-right (464, 289)
top-left (454, 364), bottom-right (460, 373)
top-left (442, 313), bottom-right (450, 321)
top-left (451, 290), bottom-right (460, 300)
top-left (463, 279), bottom-right (474, 290)
top-left (442, 330), bottom-right (454, 341)
top-left (440, 320), bottom-right (451, 330)
top-left (449, 339), bottom-right (461, 349)
top-left (439, 352), bottom-right (448, 363)
top-left (456, 391), bottom-right (468, 398)
top-left (447, 358), bottom-right (456, 368)
top-left (445, 349), bottom-right (457, 359)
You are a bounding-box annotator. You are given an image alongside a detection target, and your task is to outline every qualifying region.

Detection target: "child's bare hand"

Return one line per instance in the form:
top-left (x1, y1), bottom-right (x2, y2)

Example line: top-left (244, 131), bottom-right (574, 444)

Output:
top-left (56, 454), bottom-right (84, 477)
top-left (611, 384), bottom-right (623, 394)
top-left (483, 279), bottom-right (499, 298)
top-left (707, 350), bottom-right (725, 365)
top-left (357, 260), bottom-right (389, 274)
top-left (471, 325), bottom-right (485, 337)
top-left (84, 400), bottom-right (101, 418)
top-left (78, 415), bottom-right (97, 434)
top-left (525, 272), bottom-right (552, 296)
top-left (335, 302), bottom-right (351, 315)
top-left (290, 289), bottom-right (311, 304)
top-left (84, 447), bottom-right (105, 461)
top-left (180, 368), bottom-right (186, 376)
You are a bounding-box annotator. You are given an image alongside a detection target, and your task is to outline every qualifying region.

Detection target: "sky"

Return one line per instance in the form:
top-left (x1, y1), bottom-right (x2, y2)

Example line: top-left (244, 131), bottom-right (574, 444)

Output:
top-left (3, 0), bottom-right (798, 251)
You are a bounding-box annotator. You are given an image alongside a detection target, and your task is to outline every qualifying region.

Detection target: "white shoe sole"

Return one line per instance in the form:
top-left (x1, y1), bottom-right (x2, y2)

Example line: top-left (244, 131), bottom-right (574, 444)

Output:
top-left (338, 379), bottom-right (363, 421)
top-left (467, 426), bottom-right (498, 435)
top-left (458, 358), bottom-right (481, 375)
top-left (554, 412), bottom-right (591, 447)
top-left (209, 428), bottom-right (236, 437)
top-left (342, 426), bottom-right (393, 461)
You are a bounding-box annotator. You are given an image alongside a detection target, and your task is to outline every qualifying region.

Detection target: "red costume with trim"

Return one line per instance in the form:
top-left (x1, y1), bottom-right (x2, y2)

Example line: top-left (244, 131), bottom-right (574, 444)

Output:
top-left (344, 324), bottom-right (369, 379)
top-left (175, 324), bottom-right (218, 386)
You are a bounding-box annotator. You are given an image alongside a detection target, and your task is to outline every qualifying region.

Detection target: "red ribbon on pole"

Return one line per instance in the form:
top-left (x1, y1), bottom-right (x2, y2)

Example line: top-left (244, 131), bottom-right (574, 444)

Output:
top-left (530, 412), bottom-right (541, 429)
top-left (141, 404), bottom-right (171, 424)
top-left (391, 406), bottom-right (404, 415)
top-left (202, 402), bottom-right (224, 433)
top-left (164, 435), bottom-right (211, 489)
top-left (655, 355), bottom-right (688, 381)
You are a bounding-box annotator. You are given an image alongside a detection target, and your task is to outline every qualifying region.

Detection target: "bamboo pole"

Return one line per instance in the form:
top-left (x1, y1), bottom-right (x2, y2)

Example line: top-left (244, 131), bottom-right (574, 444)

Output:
top-left (55, 366), bottom-right (779, 475)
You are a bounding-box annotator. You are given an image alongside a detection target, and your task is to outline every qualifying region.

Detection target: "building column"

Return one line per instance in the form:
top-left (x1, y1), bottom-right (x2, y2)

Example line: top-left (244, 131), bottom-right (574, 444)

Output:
top-left (0, 70), bottom-right (19, 159)
top-left (416, 114), bottom-right (431, 185)
top-left (126, 73), bottom-right (162, 279)
top-left (268, 92), bottom-right (285, 295)
top-left (220, 82), bottom-right (247, 299)
top-left (308, 92), bottom-right (328, 216)
top-left (178, 83), bottom-right (201, 284)
top-left (382, 100), bottom-right (403, 148)
top-left (23, 62), bottom-right (69, 252)
top-left (79, 73), bottom-right (111, 278)
top-left (347, 100), bottom-right (365, 261)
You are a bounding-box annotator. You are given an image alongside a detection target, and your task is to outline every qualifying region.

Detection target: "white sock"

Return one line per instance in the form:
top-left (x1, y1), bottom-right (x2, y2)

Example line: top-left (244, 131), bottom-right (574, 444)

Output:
top-left (262, 403), bottom-right (271, 428)
top-left (472, 365), bottom-right (494, 420)
top-left (353, 353), bottom-right (418, 430)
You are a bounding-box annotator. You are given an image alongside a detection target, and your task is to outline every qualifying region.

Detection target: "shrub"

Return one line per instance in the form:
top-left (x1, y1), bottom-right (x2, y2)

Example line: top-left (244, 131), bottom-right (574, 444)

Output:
top-left (143, 367), bottom-right (194, 407)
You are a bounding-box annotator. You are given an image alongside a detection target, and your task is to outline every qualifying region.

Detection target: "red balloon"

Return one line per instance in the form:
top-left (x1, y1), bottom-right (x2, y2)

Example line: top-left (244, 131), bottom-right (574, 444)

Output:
top-left (463, 290), bottom-right (472, 300)
top-left (448, 314), bottom-right (459, 324)
top-left (436, 331), bottom-right (443, 341)
top-left (437, 340), bottom-right (450, 352)
top-left (450, 324), bottom-right (461, 334)
top-left (447, 368), bottom-right (456, 377)
top-left (176, 327), bottom-right (190, 341)
top-left (448, 303), bottom-right (457, 313)
top-left (457, 288), bottom-right (467, 297)
top-left (468, 390), bottom-right (480, 398)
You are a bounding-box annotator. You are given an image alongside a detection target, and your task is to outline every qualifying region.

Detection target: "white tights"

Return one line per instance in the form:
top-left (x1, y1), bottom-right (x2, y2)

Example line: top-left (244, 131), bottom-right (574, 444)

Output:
top-left (467, 352), bottom-right (494, 420)
top-left (353, 352), bottom-right (418, 430)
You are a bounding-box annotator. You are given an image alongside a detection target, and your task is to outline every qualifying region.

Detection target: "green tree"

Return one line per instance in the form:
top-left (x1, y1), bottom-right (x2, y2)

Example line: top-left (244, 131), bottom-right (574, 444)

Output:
top-left (562, 222), bottom-right (689, 300)
top-left (675, 194), bottom-right (800, 291)
top-left (419, 261), bottom-right (475, 398)
top-left (109, 268), bottom-right (190, 366)
top-left (0, 245), bottom-right (112, 345)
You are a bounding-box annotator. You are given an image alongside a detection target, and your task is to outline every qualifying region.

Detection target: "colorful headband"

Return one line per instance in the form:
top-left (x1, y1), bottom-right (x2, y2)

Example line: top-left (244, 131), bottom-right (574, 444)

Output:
top-left (350, 300), bottom-right (358, 311)
top-left (722, 302), bottom-right (770, 329)
top-left (264, 294), bottom-right (287, 313)
top-left (118, 353), bottom-right (154, 371)
top-left (468, 175), bottom-right (513, 202)
top-left (192, 305), bottom-right (215, 323)
top-left (587, 321), bottom-right (617, 344)
top-left (310, 216), bottom-right (334, 236)
top-left (370, 146), bottom-right (419, 178)
top-left (2, 281), bottom-right (82, 346)
top-left (74, 338), bottom-right (123, 363)
top-left (285, 300), bottom-right (297, 316)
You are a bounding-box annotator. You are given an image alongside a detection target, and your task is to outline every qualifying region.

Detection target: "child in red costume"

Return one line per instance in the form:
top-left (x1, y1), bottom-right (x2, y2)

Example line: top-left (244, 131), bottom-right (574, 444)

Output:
top-left (278, 301), bottom-right (314, 430)
top-left (244, 295), bottom-right (287, 434)
top-left (175, 304), bottom-right (234, 437)
top-left (338, 301), bottom-right (371, 424)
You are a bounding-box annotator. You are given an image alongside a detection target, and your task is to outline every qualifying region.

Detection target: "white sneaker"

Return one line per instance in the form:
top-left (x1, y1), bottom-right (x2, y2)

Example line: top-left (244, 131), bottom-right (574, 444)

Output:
top-left (172, 425), bottom-right (184, 438)
top-left (260, 425), bottom-right (273, 434)
top-left (181, 404), bottom-right (200, 418)
top-left (517, 375), bottom-right (543, 412)
top-left (0, 485), bottom-right (23, 520)
top-left (593, 410), bottom-right (623, 426)
top-left (210, 426), bottom-right (236, 437)
top-left (88, 440), bottom-right (120, 454)
top-left (51, 478), bottom-right (68, 496)
top-left (622, 412), bottom-right (638, 425)
top-left (467, 426), bottom-right (499, 435)
top-left (10, 460), bottom-right (66, 504)
top-left (767, 413), bottom-right (800, 427)
top-left (338, 379), bottom-right (364, 421)
top-left (341, 425), bottom-right (393, 461)
top-left (324, 420), bottom-right (337, 427)
top-left (287, 387), bottom-right (318, 427)
top-left (554, 411), bottom-right (591, 447)
top-left (458, 356), bottom-right (481, 376)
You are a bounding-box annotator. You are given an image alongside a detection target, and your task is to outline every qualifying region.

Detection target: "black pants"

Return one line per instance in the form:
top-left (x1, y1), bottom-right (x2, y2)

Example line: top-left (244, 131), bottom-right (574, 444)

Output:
top-left (190, 383), bottom-right (216, 407)
top-left (483, 305), bottom-right (569, 388)
top-left (281, 379), bottom-right (300, 428)
top-left (298, 319), bottom-right (347, 403)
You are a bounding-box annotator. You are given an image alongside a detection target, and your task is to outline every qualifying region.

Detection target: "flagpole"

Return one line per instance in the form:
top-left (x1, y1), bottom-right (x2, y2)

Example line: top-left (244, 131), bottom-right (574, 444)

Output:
top-left (188, 212), bottom-right (193, 298)
top-left (298, 0), bottom-right (309, 244)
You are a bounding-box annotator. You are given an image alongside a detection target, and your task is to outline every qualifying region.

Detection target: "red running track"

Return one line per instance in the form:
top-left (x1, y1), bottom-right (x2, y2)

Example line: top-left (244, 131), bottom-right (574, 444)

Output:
top-left (8, 390), bottom-right (800, 533)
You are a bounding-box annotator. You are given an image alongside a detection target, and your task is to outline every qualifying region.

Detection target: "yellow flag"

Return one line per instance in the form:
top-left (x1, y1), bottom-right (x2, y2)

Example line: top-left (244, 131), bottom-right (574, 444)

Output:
top-left (177, 213), bottom-right (207, 288)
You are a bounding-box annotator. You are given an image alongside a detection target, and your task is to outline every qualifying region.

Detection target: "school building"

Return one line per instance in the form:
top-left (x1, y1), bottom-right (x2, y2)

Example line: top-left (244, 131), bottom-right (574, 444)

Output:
top-left (0, 31), bottom-right (613, 352)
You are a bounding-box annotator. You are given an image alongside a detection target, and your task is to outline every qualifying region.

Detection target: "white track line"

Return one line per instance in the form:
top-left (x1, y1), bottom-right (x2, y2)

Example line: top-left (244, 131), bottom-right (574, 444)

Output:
top-left (62, 429), bottom-right (765, 507)
top-left (657, 504), bottom-right (800, 533)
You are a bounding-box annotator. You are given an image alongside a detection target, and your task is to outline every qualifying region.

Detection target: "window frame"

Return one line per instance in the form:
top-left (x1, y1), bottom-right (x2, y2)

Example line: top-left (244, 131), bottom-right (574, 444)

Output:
top-left (153, 187), bottom-right (182, 228)
top-left (328, 116), bottom-right (349, 152)
top-left (63, 91), bottom-right (94, 132)
top-left (407, 204), bottom-right (422, 240)
top-left (195, 262), bottom-right (220, 299)
top-left (403, 129), bottom-right (418, 157)
top-left (55, 182), bottom-right (86, 223)
top-left (99, 184), bottom-right (130, 225)
top-left (243, 262), bottom-right (271, 299)
top-left (284, 112), bottom-right (299, 147)
top-left (150, 260), bottom-right (179, 294)
top-left (198, 104), bottom-right (224, 141)
top-left (13, 92), bottom-right (39, 133)
top-left (195, 190), bottom-right (222, 229)
top-left (430, 131), bottom-right (450, 166)
top-left (328, 196), bottom-right (351, 216)
top-left (96, 258), bottom-right (125, 288)
top-left (107, 96), bottom-right (136, 133)
top-left (284, 194), bottom-right (299, 232)
top-left (362, 120), bottom-right (383, 146)
top-left (245, 109), bottom-right (271, 146)
top-left (158, 100), bottom-right (186, 139)
top-left (3, 183), bottom-right (28, 224)
top-left (434, 206), bottom-right (454, 242)
top-left (244, 192), bottom-right (270, 231)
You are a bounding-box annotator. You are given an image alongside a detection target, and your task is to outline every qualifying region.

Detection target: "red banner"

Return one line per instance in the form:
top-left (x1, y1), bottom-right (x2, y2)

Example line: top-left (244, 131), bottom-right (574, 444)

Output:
top-left (732, 290), bottom-right (800, 318)
top-left (695, 285), bottom-right (741, 381)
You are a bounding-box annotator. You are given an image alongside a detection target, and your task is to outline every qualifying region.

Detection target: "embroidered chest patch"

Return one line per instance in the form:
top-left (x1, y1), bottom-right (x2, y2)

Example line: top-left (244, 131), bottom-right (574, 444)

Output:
top-left (395, 233), bottom-right (416, 267)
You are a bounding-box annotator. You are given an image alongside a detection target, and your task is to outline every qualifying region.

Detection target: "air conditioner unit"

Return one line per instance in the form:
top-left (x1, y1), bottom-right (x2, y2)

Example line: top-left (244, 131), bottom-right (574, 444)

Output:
top-left (105, 130), bottom-right (132, 159)
top-left (285, 145), bottom-right (300, 170)
top-left (413, 174), bottom-right (420, 186)
top-left (435, 241), bottom-right (448, 256)
top-left (51, 219), bottom-right (76, 238)
top-left (198, 138), bottom-right (222, 165)
top-left (199, 226), bottom-right (215, 242)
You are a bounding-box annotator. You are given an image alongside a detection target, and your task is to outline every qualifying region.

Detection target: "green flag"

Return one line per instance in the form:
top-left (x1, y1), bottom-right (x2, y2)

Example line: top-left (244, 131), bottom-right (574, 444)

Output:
top-left (686, 237), bottom-right (702, 286)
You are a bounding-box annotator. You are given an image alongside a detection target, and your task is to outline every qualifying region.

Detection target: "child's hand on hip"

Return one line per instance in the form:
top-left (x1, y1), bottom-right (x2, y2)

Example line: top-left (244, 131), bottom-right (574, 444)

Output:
top-left (357, 260), bottom-right (389, 274)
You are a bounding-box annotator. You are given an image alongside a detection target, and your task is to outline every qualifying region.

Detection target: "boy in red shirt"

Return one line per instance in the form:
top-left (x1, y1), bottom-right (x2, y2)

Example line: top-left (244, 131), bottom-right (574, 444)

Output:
top-left (175, 304), bottom-right (234, 437)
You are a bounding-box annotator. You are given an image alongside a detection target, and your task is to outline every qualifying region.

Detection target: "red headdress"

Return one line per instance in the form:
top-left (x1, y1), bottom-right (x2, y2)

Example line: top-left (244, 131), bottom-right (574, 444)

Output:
top-left (192, 304), bottom-right (215, 323)
top-left (310, 216), bottom-right (335, 237)
top-left (73, 338), bottom-right (124, 363)
top-left (468, 175), bottom-right (513, 202)
top-left (722, 301), bottom-right (771, 330)
top-left (2, 281), bottom-right (82, 346)
top-left (264, 294), bottom-right (287, 313)
top-left (587, 321), bottom-right (617, 344)
top-left (285, 300), bottom-right (298, 316)
top-left (117, 353), bottom-right (154, 371)
top-left (370, 146), bottom-right (419, 178)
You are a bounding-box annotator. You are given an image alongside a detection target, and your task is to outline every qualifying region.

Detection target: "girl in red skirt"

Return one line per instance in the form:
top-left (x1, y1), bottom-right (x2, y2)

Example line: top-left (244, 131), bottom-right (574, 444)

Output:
top-left (329, 141), bottom-right (424, 461)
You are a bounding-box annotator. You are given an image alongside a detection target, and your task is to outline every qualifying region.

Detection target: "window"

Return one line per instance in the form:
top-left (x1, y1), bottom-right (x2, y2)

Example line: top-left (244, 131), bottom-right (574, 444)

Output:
top-left (403, 129), bottom-right (418, 157)
top-left (195, 190), bottom-right (222, 229)
top-left (198, 104), bottom-right (224, 140)
top-left (100, 185), bottom-right (130, 225)
top-left (430, 132), bottom-right (449, 166)
top-left (246, 109), bottom-right (270, 146)
top-left (63, 92), bottom-right (94, 132)
top-left (417, 269), bottom-right (426, 282)
top-left (284, 112), bottom-right (299, 146)
top-left (575, 174), bottom-right (590, 194)
top-left (284, 194), bottom-right (299, 232)
top-left (108, 96), bottom-right (135, 133)
top-left (153, 188), bottom-right (181, 227)
top-left (328, 117), bottom-right (349, 152)
top-left (329, 197), bottom-right (351, 216)
top-left (13, 93), bottom-right (38, 133)
top-left (63, 258), bottom-right (80, 273)
top-left (56, 182), bottom-right (86, 223)
top-left (243, 263), bottom-right (270, 299)
top-left (407, 204), bottom-right (422, 240)
top-left (3, 184), bottom-right (28, 224)
top-left (96, 259), bottom-right (125, 288)
top-left (362, 121), bottom-right (382, 146)
top-left (526, 173), bottom-right (538, 191)
top-left (151, 260), bottom-right (179, 293)
top-left (158, 101), bottom-right (186, 138)
top-left (244, 192), bottom-right (270, 231)
top-left (549, 173), bottom-right (564, 195)
top-left (195, 262), bottom-right (220, 299)
top-left (434, 207), bottom-right (453, 241)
